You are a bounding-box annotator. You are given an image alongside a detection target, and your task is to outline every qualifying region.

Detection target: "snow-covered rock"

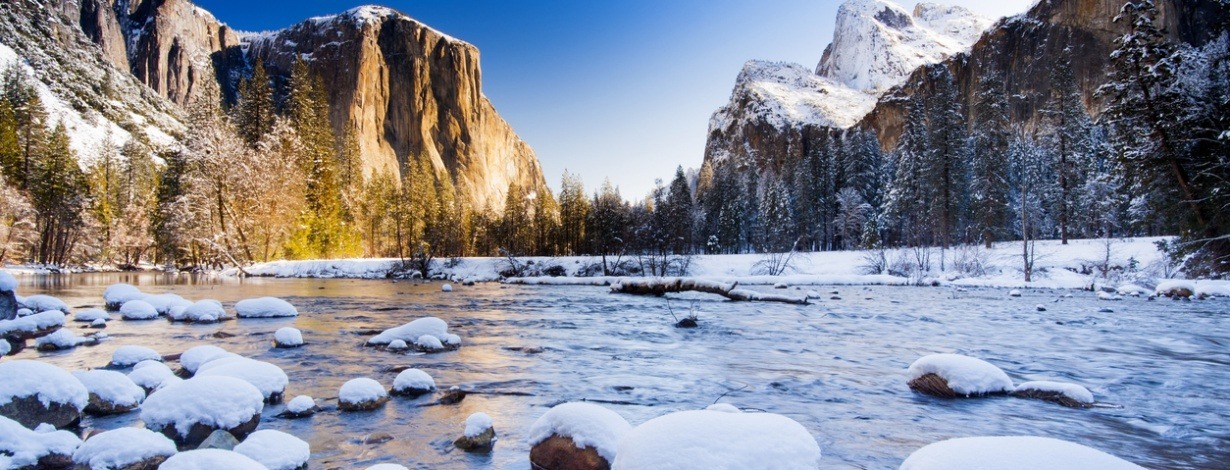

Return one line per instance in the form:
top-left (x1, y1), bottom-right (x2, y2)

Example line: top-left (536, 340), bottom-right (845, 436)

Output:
top-left (338, 378), bottom-right (388, 411)
top-left (18, 294), bottom-right (69, 314)
top-left (284, 395), bottom-right (317, 418)
top-left (159, 449), bottom-right (267, 470)
top-left (109, 345), bottom-right (162, 368)
top-left (102, 284), bottom-right (143, 310)
top-left (72, 370), bottom-right (145, 415)
top-left (1116, 284), bottom-right (1150, 296)
top-left (119, 300), bottom-right (158, 320)
top-left (441, 283), bottom-right (453, 292)
top-left (0, 360), bottom-right (88, 428)
top-left (1156, 280), bottom-right (1196, 298)
top-left (0, 310), bottom-right (65, 340)
top-left (72, 427), bottom-right (176, 469)
top-left (907, 353), bottom-right (1014, 397)
top-left (1008, 289), bottom-right (1022, 297)
top-left (367, 317), bottom-right (460, 352)
top-left (391, 369), bottom-right (436, 397)
top-left (73, 309), bottom-right (110, 322)
top-left (387, 339), bottom-right (408, 350)
top-left (169, 300), bottom-right (231, 323)
top-left (33, 329), bottom-right (93, 351)
top-left (128, 360), bottom-right (178, 393)
top-left (141, 293), bottom-right (192, 316)
top-left (235, 297), bottom-right (299, 318)
top-left (195, 357), bottom-right (288, 402)
top-left (528, 402), bottom-right (632, 467)
top-left (179, 345), bottom-right (235, 375)
top-left (1096, 291), bottom-right (1123, 301)
top-left (0, 415), bottom-right (81, 468)
top-left (1012, 381), bottom-right (1095, 408)
top-left (274, 327), bottom-right (303, 348)
top-left (613, 408), bottom-right (820, 469)
top-left (0, 270), bottom-right (15, 292)
top-left (366, 465), bottom-right (409, 470)
top-left (900, 436), bottom-right (1144, 469)
top-left (455, 412), bottom-right (496, 451)
top-left (234, 429), bottom-right (310, 470)
top-left (140, 376), bottom-right (264, 446)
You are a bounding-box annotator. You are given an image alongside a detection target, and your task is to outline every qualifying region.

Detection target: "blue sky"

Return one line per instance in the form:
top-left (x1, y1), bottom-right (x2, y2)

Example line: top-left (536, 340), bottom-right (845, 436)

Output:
top-left (195, 0), bottom-right (1033, 198)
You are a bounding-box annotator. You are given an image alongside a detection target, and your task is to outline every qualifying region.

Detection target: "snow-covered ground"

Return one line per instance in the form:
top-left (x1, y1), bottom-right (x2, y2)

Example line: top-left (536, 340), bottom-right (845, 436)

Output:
top-left (226, 237), bottom-right (1227, 294)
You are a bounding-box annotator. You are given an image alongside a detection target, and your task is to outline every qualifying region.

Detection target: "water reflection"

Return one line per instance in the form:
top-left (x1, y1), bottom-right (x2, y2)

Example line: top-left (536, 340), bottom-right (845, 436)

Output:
top-left (7, 273), bottom-right (1230, 469)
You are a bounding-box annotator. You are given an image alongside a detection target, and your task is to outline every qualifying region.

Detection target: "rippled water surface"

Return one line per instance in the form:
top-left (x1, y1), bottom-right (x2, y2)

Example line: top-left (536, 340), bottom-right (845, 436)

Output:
top-left (11, 273), bottom-right (1230, 469)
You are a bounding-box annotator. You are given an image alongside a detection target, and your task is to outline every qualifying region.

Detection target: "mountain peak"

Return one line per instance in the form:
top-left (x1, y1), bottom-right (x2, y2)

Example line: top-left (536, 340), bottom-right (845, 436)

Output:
top-left (817, 0), bottom-right (991, 93)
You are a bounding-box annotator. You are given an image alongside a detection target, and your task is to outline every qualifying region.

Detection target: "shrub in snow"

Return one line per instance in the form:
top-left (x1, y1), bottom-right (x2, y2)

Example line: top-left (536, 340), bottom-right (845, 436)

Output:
top-left (179, 345), bottom-right (234, 375)
top-left (109, 345), bottom-right (162, 368)
top-left (274, 327), bottom-right (304, 348)
top-left (391, 369), bottom-right (436, 397)
top-left (1155, 280), bottom-right (1196, 299)
top-left (282, 395), bottom-right (318, 418)
top-left (367, 317), bottom-right (460, 352)
top-left (0, 360), bottom-right (88, 429)
top-left (1011, 381), bottom-right (1095, 408)
top-left (159, 449), bottom-right (267, 470)
top-left (119, 300), bottom-right (158, 320)
top-left (235, 297), bottom-right (298, 318)
top-left (34, 329), bottom-right (94, 351)
top-left (907, 353), bottom-right (1014, 398)
top-left (19, 294), bottom-right (70, 314)
top-left (128, 360), bottom-right (177, 393)
top-left (72, 426), bottom-right (176, 469)
top-left (140, 376), bottom-right (264, 447)
top-left (195, 357), bottom-right (288, 403)
top-left (72, 370), bottom-right (145, 415)
top-left (0, 310), bottom-right (65, 341)
top-left (234, 429), bottom-right (310, 470)
top-left (900, 436), bottom-right (1144, 470)
top-left (102, 284), bottom-right (143, 310)
top-left (169, 300), bottom-right (231, 323)
top-left (73, 309), bottom-right (110, 322)
top-left (528, 402), bottom-right (632, 469)
top-left (0, 415), bottom-right (81, 468)
top-left (338, 378), bottom-right (388, 411)
top-left (454, 412), bottom-right (496, 451)
top-left (613, 408), bottom-right (820, 469)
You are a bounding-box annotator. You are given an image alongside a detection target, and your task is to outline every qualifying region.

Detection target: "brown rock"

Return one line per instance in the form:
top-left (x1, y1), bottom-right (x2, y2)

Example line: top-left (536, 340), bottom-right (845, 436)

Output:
top-left (530, 434), bottom-right (612, 470)
top-left (339, 395), bottom-right (389, 412)
top-left (907, 373), bottom-right (960, 399)
top-left (71, 455), bottom-right (168, 470)
top-left (151, 413), bottom-right (260, 449)
top-left (454, 427), bottom-right (495, 452)
top-left (1010, 389), bottom-right (1093, 408)
top-left (0, 395), bottom-right (82, 429)
top-left (84, 392), bottom-right (139, 415)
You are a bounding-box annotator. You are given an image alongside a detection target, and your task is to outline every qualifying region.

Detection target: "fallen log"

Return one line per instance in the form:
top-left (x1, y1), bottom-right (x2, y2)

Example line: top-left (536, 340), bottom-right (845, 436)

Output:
top-left (611, 278), bottom-right (809, 305)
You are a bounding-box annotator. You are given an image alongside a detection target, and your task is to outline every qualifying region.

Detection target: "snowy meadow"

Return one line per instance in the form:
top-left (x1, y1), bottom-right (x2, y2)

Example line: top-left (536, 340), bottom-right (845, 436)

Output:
top-left (1, 262), bottom-right (1228, 468)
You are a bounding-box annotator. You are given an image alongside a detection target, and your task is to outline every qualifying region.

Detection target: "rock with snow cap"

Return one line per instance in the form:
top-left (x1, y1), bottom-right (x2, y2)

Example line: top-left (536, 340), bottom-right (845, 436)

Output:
top-left (72, 370), bottom-right (145, 415)
top-left (339, 378), bottom-right (388, 411)
top-left (102, 284), bottom-right (143, 311)
top-left (273, 327), bottom-right (304, 348)
top-left (454, 412), bottom-right (495, 452)
top-left (907, 353), bottom-right (1014, 398)
top-left (108, 345), bottom-right (162, 368)
top-left (390, 369), bottom-right (436, 397)
top-left (0, 360), bottom-right (89, 428)
top-left (0, 414), bottom-right (81, 469)
top-left (529, 402), bottom-right (633, 470)
top-left (1011, 380), bottom-right (1095, 408)
top-left (159, 449), bottom-right (267, 470)
top-left (118, 300), bottom-right (158, 320)
top-left (900, 436), bottom-right (1144, 470)
top-left (612, 408), bottom-right (820, 469)
top-left (235, 297), bottom-right (298, 318)
top-left (71, 427), bottom-right (176, 470)
top-left (140, 376), bottom-right (264, 447)
top-left (234, 429), bottom-right (310, 470)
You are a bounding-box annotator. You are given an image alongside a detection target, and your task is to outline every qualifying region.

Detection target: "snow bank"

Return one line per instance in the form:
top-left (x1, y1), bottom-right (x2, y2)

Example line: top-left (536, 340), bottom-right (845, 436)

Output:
top-left (613, 409), bottom-right (820, 469)
top-left (102, 284), bottom-right (143, 309)
top-left (528, 402), bottom-right (632, 463)
top-left (907, 354), bottom-right (1014, 396)
top-left (274, 327), bottom-right (303, 347)
top-left (33, 329), bottom-right (90, 350)
top-left (119, 300), bottom-right (158, 320)
top-left (128, 361), bottom-right (177, 391)
top-left (110, 346), bottom-right (161, 367)
top-left (900, 436), bottom-right (1144, 469)
top-left (72, 370), bottom-right (145, 409)
top-left (0, 415), bottom-right (82, 467)
top-left (1014, 381), bottom-right (1094, 405)
top-left (73, 309), bottom-right (110, 322)
top-left (72, 427), bottom-right (176, 469)
top-left (195, 358), bottom-right (288, 401)
top-left (234, 429), bottom-right (310, 470)
top-left (0, 310), bottom-right (65, 337)
top-left (1197, 281), bottom-right (1230, 297)
top-left (367, 317), bottom-right (455, 347)
top-left (20, 294), bottom-right (69, 313)
top-left (392, 369), bottom-right (435, 395)
top-left (339, 378), bottom-right (387, 405)
top-left (159, 449), bottom-right (267, 470)
top-left (0, 360), bottom-right (89, 410)
top-left (179, 345), bottom-right (234, 374)
top-left (464, 412), bottom-right (493, 438)
top-left (140, 376), bottom-right (264, 436)
top-left (235, 297), bottom-right (298, 318)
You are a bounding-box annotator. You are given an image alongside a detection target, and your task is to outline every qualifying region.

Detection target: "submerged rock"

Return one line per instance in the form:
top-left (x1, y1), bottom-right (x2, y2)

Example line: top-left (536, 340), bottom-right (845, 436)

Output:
top-left (1011, 381), bottom-right (1095, 408)
top-left (196, 430), bottom-right (239, 451)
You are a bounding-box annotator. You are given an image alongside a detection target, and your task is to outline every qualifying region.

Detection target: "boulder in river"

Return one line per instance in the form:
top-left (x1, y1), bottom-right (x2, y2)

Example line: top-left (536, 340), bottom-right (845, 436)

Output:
top-left (906, 354), bottom-right (1014, 398)
top-left (140, 376), bottom-right (264, 448)
top-left (0, 360), bottom-right (88, 428)
top-left (454, 412), bottom-right (495, 452)
top-left (71, 427), bottom-right (176, 470)
top-left (528, 402), bottom-right (633, 470)
top-left (339, 378), bottom-right (388, 411)
top-left (72, 370), bottom-right (145, 415)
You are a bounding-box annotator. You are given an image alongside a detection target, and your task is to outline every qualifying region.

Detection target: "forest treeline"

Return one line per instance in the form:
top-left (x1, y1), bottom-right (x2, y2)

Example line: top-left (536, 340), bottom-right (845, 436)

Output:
top-left (0, 2), bottom-right (1225, 276)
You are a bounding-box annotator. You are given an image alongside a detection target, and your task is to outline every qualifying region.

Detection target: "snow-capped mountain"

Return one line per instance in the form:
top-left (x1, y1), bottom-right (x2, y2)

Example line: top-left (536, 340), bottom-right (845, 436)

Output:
top-left (817, 0), bottom-right (991, 93)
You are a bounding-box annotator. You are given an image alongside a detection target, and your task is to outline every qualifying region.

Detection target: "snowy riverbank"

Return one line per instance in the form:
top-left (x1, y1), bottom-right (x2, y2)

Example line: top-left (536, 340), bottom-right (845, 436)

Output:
top-left (223, 237), bottom-right (1228, 294)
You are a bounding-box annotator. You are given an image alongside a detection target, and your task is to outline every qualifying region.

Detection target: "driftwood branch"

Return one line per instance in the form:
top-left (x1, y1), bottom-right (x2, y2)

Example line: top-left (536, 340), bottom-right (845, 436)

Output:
top-left (611, 278), bottom-right (809, 305)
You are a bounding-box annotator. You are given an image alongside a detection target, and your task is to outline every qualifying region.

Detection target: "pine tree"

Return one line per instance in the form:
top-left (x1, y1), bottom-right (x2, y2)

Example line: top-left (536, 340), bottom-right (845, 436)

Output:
top-left (1042, 47), bottom-right (1095, 244)
top-left (557, 170), bottom-right (589, 255)
top-left (922, 67), bottom-right (969, 251)
top-left (3, 64), bottom-right (47, 190)
top-left (757, 171), bottom-right (795, 253)
top-left (234, 60), bottom-right (276, 146)
top-left (663, 166), bottom-right (694, 254)
top-left (29, 124), bottom-right (89, 265)
top-left (1008, 129), bottom-right (1052, 282)
top-left (885, 96), bottom-right (930, 246)
top-left (0, 97), bottom-right (19, 181)
top-left (969, 70), bottom-right (1012, 248)
top-left (586, 179), bottom-right (628, 274)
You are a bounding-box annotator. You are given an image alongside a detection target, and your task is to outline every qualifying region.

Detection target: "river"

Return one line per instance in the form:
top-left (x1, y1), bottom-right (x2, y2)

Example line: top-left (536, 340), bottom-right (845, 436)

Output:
top-left (10, 273), bottom-right (1229, 469)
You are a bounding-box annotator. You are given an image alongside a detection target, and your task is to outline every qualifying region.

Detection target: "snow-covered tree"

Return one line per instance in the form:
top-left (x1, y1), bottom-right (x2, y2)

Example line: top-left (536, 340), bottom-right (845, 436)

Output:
top-left (1041, 47), bottom-right (1095, 244)
top-left (968, 69), bottom-right (1012, 248)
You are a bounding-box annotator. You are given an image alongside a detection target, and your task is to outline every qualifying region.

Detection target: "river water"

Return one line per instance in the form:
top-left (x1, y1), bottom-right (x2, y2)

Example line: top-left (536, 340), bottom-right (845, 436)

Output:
top-left (9, 273), bottom-right (1230, 469)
